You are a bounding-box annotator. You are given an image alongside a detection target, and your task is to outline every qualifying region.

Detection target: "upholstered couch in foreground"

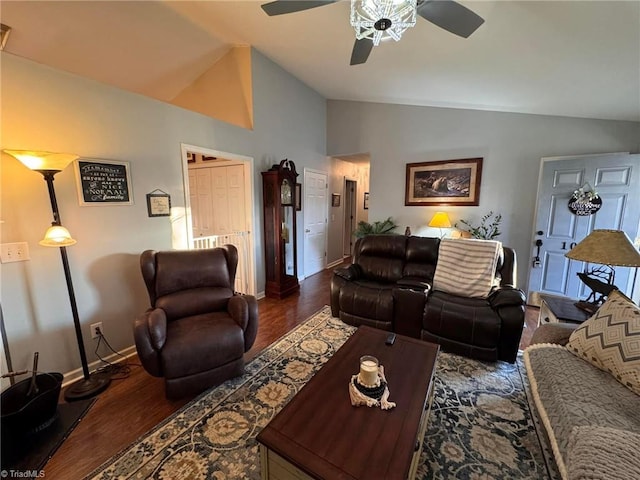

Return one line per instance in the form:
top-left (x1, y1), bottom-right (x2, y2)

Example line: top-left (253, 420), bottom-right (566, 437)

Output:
top-left (525, 291), bottom-right (640, 480)
top-left (330, 234), bottom-right (526, 363)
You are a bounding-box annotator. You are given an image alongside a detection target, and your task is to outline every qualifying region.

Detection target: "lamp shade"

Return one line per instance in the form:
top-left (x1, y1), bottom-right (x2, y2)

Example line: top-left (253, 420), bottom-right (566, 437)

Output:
top-left (428, 212), bottom-right (452, 229)
top-left (3, 150), bottom-right (78, 172)
top-left (39, 225), bottom-right (77, 247)
top-left (565, 229), bottom-right (640, 267)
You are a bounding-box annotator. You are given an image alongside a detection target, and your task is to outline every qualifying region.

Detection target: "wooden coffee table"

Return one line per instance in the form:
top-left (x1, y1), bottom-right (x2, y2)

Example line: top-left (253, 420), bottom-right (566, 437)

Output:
top-left (257, 326), bottom-right (439, 480)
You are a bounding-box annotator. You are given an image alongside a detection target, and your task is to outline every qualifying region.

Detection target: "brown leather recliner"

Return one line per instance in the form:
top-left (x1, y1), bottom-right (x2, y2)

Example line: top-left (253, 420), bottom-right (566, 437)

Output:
top-left (134, 246), bottom-right (258, 398)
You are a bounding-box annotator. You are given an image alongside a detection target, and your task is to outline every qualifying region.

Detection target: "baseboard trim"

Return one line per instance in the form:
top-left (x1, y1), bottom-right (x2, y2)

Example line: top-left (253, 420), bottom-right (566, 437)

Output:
top-left (326, 258), bottom-right (344, 269)
top-left (62, 345), bottom-right (137, 387)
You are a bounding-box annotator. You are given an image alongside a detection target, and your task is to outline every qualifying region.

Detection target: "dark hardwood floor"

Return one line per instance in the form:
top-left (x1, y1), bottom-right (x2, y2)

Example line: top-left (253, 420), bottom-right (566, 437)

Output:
top-left (44, 265), bottom-right (539, 479)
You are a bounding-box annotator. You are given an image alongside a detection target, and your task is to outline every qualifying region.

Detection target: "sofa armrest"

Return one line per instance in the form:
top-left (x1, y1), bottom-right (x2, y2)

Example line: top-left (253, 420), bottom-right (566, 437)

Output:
top-left (396, 276), bottom-right (431, 292)
top-left (488, 287), bottom-right (526, 308)
top-left (334, 264), bottom-right (362, 281)
top-left (228, 294), bottom-right (259, 352)
top-left (530, 323), bottom-right (579, 346)
top-left (133, 308), bottom-right (167, 377)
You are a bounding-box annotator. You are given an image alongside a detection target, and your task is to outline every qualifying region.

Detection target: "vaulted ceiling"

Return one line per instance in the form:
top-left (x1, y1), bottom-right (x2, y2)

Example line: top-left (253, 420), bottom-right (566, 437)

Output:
top-left (2, 1), bottom-right (639, 123)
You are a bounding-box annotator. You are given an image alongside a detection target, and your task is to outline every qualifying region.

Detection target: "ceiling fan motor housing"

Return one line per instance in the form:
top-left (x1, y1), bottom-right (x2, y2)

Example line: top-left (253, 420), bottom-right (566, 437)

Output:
top-left (374, 18), bottom-right (392, 31)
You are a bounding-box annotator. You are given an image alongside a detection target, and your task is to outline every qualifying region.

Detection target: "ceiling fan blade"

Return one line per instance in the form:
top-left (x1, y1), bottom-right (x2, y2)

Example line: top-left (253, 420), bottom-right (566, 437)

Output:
top-left (350, 38), bottom-right (374, 65)
top-left (417, 0), bottom-right (484, 38)
top-left (261, 1), bottom-right (337, 16)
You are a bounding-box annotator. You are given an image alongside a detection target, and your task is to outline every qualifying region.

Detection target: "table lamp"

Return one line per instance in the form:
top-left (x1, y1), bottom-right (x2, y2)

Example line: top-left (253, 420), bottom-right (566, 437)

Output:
top-left (428, 211), bottom-right (451, 238)
top-left (565, 229), bottom-right (640, 313)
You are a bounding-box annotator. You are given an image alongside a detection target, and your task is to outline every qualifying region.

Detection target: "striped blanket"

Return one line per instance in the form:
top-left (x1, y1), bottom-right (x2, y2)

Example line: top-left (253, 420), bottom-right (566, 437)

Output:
top-left (432, 238), bottom-right (502, 298)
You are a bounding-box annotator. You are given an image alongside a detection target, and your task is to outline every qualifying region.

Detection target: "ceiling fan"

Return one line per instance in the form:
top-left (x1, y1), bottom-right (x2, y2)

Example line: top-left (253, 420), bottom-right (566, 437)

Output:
top-left (261, 0), bottom-right (484, 65)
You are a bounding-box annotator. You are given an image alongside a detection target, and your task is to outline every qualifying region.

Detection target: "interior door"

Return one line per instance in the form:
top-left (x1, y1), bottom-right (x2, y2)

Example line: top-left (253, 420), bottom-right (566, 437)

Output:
top-left (304, 170), bottom-right (328, 277)
top-left (527, 153), bottom-right (640, 304)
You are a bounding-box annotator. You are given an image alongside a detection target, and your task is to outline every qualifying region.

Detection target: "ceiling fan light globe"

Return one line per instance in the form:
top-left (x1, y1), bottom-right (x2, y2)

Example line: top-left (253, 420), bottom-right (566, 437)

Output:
top-left (351, 0), bottom-right (417, 45)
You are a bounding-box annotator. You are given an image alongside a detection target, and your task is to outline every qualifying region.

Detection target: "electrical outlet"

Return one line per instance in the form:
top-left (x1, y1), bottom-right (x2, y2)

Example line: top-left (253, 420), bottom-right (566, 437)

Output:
top-left (90, 322), bottom-right (103, 339)
top-left (0, 242), bottom-right (30, 263)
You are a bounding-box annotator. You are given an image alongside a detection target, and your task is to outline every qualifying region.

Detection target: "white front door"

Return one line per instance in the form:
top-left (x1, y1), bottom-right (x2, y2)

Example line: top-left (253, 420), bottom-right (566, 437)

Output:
top-left (528, 153), bottom-right (640, 304)
top-left (304, 169), bottom-right (328, 277)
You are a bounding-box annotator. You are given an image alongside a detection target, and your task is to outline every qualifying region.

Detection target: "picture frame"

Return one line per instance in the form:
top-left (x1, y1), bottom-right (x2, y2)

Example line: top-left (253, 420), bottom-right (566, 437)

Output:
top-left (146, 191), bottom-right (171, 217)
top-left (75, 159), bottom-right (133, 206)
top-left (295, 183), bottom-right (302, 211)
top-left (405, 158), bottom-right (483, 206)
top-left (364, 192), bottom-right (369, 210)
top-left (332, 193), bottom-right (341, 207)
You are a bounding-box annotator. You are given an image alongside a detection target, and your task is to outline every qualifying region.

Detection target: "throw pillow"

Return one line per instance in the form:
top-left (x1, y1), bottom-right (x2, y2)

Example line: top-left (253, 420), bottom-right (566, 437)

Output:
top-left (566, 290), bottom-right (640, 395)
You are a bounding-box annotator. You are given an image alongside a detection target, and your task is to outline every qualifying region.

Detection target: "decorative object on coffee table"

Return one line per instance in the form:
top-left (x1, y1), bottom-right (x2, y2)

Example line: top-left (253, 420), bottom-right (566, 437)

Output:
top-left (565, 229), bottom-right (640, 312)
top-left (349, 355), bottom-right (396, 409)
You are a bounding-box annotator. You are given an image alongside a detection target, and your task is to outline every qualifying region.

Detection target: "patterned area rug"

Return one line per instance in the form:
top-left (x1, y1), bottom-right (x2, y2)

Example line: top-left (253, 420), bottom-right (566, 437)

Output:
top-left (87, 307), bottom-right (557, 479)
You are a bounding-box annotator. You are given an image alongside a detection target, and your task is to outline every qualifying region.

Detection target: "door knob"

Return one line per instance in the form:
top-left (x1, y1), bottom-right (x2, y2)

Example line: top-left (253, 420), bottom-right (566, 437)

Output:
top-left (305, 229), bottom-right (310, 233)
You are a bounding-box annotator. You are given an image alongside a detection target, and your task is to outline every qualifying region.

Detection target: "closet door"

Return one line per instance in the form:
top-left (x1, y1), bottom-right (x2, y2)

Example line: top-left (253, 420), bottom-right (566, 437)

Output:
top-left (195, 168), bottom-right (214, 237)
top-left (227, 165), bottom-right (246, 232)
top-left (211, 167), bottom-right (230, 234)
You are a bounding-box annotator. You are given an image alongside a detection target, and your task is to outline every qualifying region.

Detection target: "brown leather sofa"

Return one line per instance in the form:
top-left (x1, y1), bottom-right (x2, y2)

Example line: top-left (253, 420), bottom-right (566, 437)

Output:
top-left (134, 246), bottom-right (258, 398)
top-left (330, 235), bottom-right (525, 363)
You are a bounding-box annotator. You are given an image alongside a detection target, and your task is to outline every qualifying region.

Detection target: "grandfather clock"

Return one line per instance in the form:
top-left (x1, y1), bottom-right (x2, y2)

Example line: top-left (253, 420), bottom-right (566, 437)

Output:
top-left (262, 159), bottom-right (300, 299)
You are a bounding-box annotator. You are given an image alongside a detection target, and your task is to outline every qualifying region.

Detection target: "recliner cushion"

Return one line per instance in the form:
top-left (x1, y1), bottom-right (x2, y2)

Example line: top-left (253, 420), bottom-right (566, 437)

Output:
top-left (161, 313), bottom-right (244, 379)
top-left (156, 287), bottom-right (233, 321)
top-left (424, 291), bottom-right (501, 348)
top-left (355, 235), bottom-right (407, 283)
top-left (338, 280), bottom-right (395, 322)
top-left (403, 236), bottom-right (439, 279)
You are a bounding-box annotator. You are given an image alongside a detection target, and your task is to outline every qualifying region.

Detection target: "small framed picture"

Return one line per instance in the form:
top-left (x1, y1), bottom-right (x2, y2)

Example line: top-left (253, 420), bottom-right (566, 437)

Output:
top-left (295, 183), bottom-right (302, 211)
top-left (146, 192), bottom-right (171, 217)
top-left (364, 192), bottom-right (369, 210)
top-left (332, 193), bottom-right (341, 207)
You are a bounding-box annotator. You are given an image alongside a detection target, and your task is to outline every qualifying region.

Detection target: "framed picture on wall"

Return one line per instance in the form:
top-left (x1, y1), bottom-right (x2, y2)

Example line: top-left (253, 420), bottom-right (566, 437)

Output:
top-left (75, 159), bottom-right (133, 206)
top-left (332, 193), bottom-right (341, 207)
top-left (405, 158), bottom-right (483, 206)
top-left (364, 192), bottom-right (369, 210)
top-left (146, 191), bottom-right (171, 217)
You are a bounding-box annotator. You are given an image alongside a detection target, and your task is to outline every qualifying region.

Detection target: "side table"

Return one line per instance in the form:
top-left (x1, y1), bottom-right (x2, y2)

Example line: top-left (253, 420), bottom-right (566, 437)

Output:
top-left (538, 294), bottom-right (592, 327)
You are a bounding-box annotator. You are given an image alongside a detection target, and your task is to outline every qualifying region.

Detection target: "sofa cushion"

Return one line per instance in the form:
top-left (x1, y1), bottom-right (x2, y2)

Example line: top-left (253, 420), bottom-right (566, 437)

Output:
top-left (432, 238), bottom-right (501, 298)
top-left (566, 290), bottom-right (640, 395)
top-left (566, 426), bottom-right (640, 480)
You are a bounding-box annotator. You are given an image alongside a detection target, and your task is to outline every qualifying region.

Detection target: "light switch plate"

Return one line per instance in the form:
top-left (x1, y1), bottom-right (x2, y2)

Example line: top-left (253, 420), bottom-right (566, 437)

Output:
top-left (0, 242), bottom-right (30, 263)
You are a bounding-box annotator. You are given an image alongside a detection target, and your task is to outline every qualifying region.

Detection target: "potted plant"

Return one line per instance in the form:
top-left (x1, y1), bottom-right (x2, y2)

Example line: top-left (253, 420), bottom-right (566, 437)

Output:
top-left (354, 217), bottom-right (399, 239)
top-left (455, 211), bottom-right (502, 240)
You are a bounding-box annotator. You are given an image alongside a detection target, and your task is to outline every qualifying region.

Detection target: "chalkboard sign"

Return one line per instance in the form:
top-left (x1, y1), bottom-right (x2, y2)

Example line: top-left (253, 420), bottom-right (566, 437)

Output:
top-left (75, 159), bottom-right (133, 205)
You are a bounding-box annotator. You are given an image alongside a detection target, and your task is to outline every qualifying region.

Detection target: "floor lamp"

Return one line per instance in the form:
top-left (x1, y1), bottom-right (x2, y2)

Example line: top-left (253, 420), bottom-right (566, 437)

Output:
top-left (4, 150), bottom-right (111, 401)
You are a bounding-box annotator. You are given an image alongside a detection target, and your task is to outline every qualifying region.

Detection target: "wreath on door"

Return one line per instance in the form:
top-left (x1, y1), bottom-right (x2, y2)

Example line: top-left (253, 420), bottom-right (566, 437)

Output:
top-left (568, 184), bottom-right (601, 216)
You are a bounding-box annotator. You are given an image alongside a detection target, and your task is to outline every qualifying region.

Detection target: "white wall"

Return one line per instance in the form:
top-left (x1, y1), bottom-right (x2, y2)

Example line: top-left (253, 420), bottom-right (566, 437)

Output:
top-left (0, 50), bottom-right (326, 377)
top-left (327, 100), bottom-right (640, 289)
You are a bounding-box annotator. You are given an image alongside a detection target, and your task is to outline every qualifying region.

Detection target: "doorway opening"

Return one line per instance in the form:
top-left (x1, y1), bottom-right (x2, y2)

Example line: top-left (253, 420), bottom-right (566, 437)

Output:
top-left (344, 179), bottom-right (357, 257)
top-left (179, 143), bottom-right (257, 295)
